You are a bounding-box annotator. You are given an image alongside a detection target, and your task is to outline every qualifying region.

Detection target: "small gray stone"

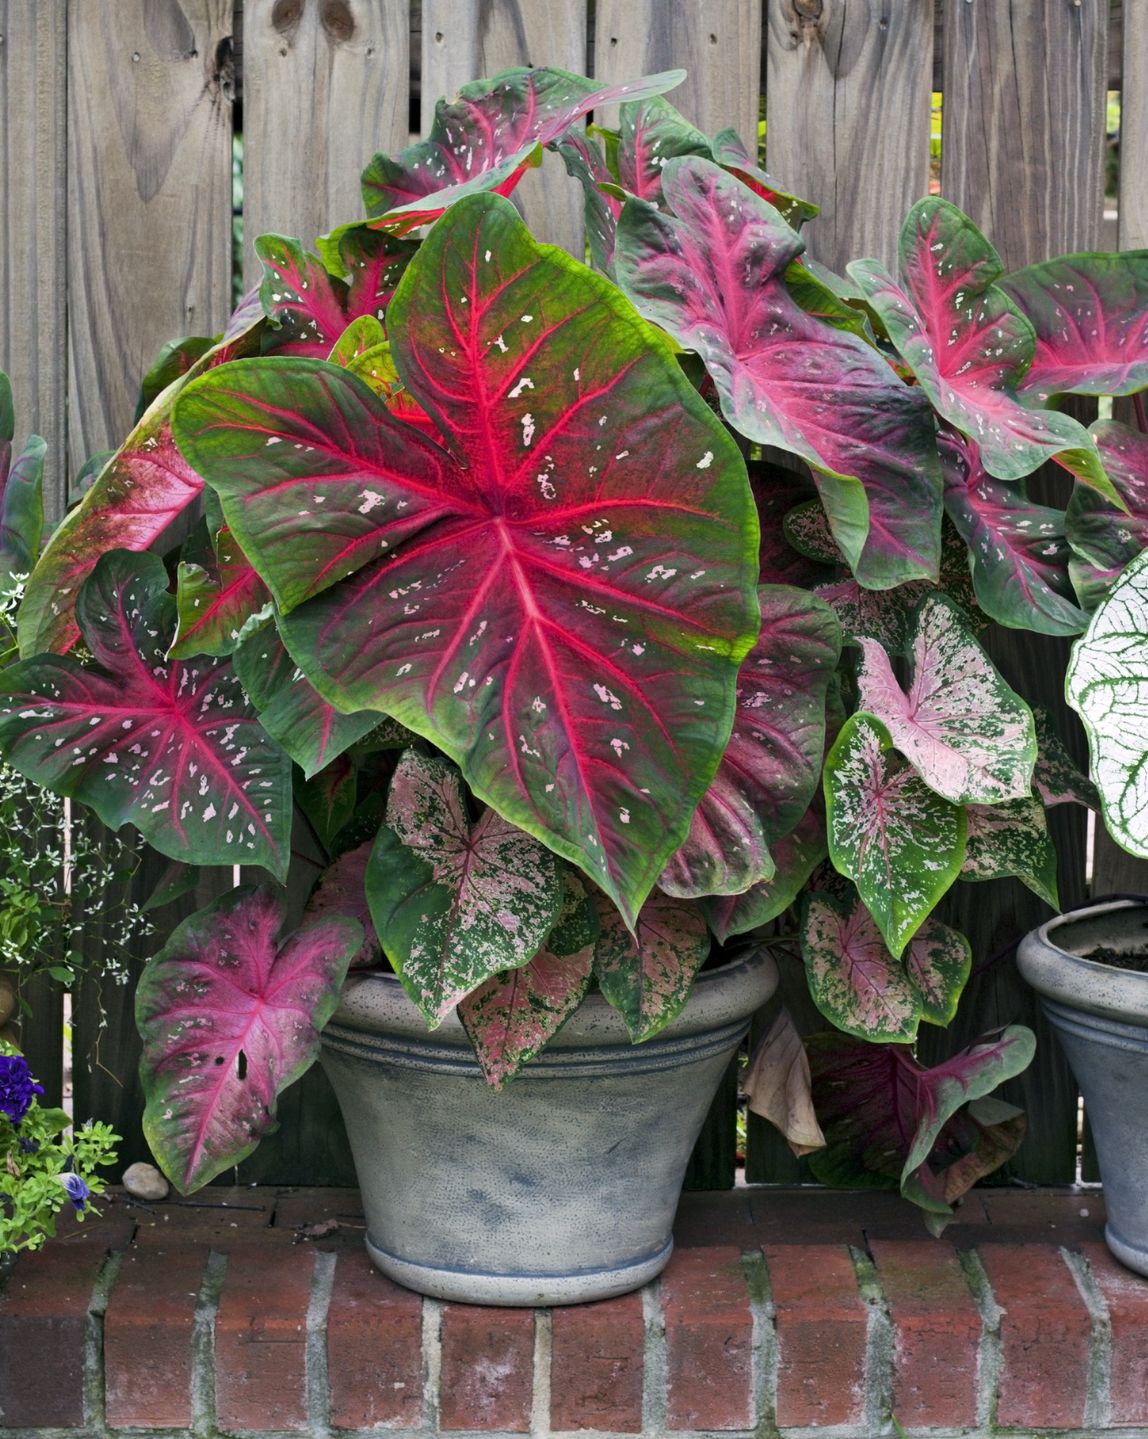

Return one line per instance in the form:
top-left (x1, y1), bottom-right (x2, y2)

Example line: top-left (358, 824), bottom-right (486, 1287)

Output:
top-left (122, 1161), bottom-right (169, 1202)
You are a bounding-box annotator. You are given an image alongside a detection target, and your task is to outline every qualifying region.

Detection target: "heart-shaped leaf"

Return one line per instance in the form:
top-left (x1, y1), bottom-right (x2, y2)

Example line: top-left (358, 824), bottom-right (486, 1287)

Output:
top-left (172, 526), bottom-right (271, 659)
top-left (0, 435), bottom-right (45, 581)
top-left (296, 755), bottom-right (356, 853)
top-left (0, 551), bottom-right (292, 876)
top-left (825, 713), bottom-right (965, 957)
top-left (802, 891), bottom-right (970, 1043)
top-left (1066, 545), bottom-right (1148, 856)
top-left (659, 586), bottom-right (840, 898)
top-left (593, 888), bottom-right (710, 1041)
top-left (174, 193), bottom-right (758, 925)
top-left (555, 129), bottom-right (625, 273)
top-left (361, 66), bottom-right (685, 230)
top-left (815, 577), bottom-right (927, 654)
top-left (702, 807), bottom-right (826, 944)
top-left (303, 840), bottom-right (379, 969)
top-left (999, 251), bottom-right (1148, 405)
top-left (939, 429), bottom-right (1086, 636)
top-left (366, 749), bottom-right (564, 1025)
top-left (459, 871), bottom-right (598, 1087)
top-left (961, 797), bottom-right (1058, 907)
top-left (707, 129), bottom-right (818, 227)
top-left (137, 884), bottom-right (360, 1192)
top-left (807, 1024), bottom-right (1035, 1226)
top-left (1066, 418), bottom-right (1148, 609)
top-left (1031, 705), bottom-right (1098, 809)
top-left (743, 1008), bottom-right (826, 1158)
top-left (856, 592), bottom-right (1036, 804)
top-left (615, 157), bottom-right (943, 588)
top-left (848, 198), bottom-right (1098, 483)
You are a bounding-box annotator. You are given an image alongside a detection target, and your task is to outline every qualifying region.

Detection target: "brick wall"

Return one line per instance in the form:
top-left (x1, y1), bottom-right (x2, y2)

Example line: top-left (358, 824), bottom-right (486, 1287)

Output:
top-left (2, 1187), bottom-right (1147, 1436)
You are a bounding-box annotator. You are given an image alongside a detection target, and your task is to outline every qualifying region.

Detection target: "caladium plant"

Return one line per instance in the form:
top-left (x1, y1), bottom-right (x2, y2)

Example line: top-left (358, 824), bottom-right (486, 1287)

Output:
top-left (6, 65), bottom-right (1148, 1223)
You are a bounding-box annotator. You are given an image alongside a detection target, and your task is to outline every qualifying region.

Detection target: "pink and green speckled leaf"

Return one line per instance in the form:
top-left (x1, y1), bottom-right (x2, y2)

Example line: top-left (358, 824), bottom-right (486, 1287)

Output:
top-left (361, 66), bottom-right (685, 231)
top-left (0, 551), bottom-right (292, 877)
top-left (801, 891), bottom-right (969, 1043)
top-left (702, 806), bottom-right (826, 943)
top-left (961, 797), bottom-right (1059, 908)
top-left (807, 1025), bottom-right (1034, 1227)
top-left (171, 526), bottom-right (271, 660)
top-left (173, 194), bottom-right (758, 926)
top-left (593, 887), bottom-right (710, 1042)
top-left (856, 592), bottom-right (1036, 804)
top-left (459, 872), bottom-right (597, 1087)
top-left (939, 429), bottom-right (1086, 636)
top-left (659, 586), bottom-right (840, 898)
top-left (138, 884), bottom-right (360, 1193)
top-left (366, 750), bottom-right (564, 1026)
top-left (303, 840), bottom-right (380, 970)
top-left (1066, 419), bottom-right (1148, 609)
top-left (615, 157), bottom-right (942, 589)
top-left (1031, 705), bottom-right (1098, 809)
top-left (824, 713), bottom-right (965, 958)
top-left (999, 251), bottom-right (1148, 405)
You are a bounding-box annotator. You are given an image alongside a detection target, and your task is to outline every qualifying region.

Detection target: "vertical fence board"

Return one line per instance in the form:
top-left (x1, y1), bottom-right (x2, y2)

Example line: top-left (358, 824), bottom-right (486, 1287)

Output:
top-left (593, 0), bottom-right (760, 144)
top-left (421, 0), bottom-right (587, 253)
top-left (0, 1), bottom-right (68, 523)
top-left (764, 0), bottom-right (934, 273)
top-left (927, 0), bottom-right (1108, 1185)
top-left (1119, 0), bottom-right (1148, 250)
top-left (241, 0), bottom-right (409, 281)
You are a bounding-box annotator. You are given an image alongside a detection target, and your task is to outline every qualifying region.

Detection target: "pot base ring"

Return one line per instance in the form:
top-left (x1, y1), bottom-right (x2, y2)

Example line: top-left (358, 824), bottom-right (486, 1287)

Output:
top-left (1105, 1223), bottom-right (1148, 1279)
top-left (365, 1232), bottom-right (675, 1306)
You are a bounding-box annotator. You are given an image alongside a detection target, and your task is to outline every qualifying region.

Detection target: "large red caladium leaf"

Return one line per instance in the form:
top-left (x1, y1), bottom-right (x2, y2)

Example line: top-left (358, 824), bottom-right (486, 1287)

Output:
top-left (1066, 418), bottom-right (1148, 609)
top-left (939, 429), bottom-right (1086, 636)
top-left (824, 714), bottom-right (965, 958)
top-left (801, 891), bottom-right (970, 1043)
top-left (137, 885), bottom-right (360, 1192)
top-left (961, 797), bottom-right (1059, 908)
top-left (555, 129), bottom-right (625, 273)
top-left (366, 750), bottom-right (564, 1025)
top-left (999, 251), bottom-right (1148, 405)
top-left (232, 626), bottom-right (376, 779)
top-left (173, 194), bottom-right (758, 925)
top-left (171, 525), bottom-right (271, 659)
top-left (615, 157), bottom-right (942, 589)
top-left (459, 871), bottom-right (597, 1087)
top-left (659, 586), bottom-right (840, 898)
top-left (848, 198), bottom-right (1100, 485)
top-left (807, 1025), bottom-right (1034, 1228)
top-left (18, 322), bottom-right (262, 658)
top-left (702, 806), bottom-right (825, 943)
top-left (856, 593), bottom-right (1036, 805)
top-left (593, 888), bottom-right (710, 1041)
top-left (0, 552), bottom-right (293, 876)
top-left (361, 66), bottom-right (685, 230)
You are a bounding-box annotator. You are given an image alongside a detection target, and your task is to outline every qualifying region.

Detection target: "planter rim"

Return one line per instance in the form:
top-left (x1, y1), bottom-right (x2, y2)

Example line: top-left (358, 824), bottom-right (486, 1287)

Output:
top-left (332, 944), bottom-right (776, 1049)
top-left (1017, 898), bottom-right (1148, 1027)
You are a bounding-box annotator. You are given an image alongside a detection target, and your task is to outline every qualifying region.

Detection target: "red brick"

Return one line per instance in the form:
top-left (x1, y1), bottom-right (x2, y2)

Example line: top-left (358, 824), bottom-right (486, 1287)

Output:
top-left (438, 1304), bottom-right (534, 1432)
top-left (978, 1243), bottom-right (1092, 1430)
top-left (765, 1243), bottom-right (867, 1430)
top-left (0, 1243), bottom-right (107, 1427)
top-left (104, 1244), bottom-right (205, 1429)
top-left (325, 1250), bottom-right (423, 1430)
top-left (550, 1292), bottom-right (644, 1433)
top-left (661, 1245), bottom-right (753, 1431)
top-left (1082, 1242), bottom-right (1148, 1425)
top-left (214, 1242), bottom-right (315, 1431)
top-left (871, 1239), bottom-right (981, 1429)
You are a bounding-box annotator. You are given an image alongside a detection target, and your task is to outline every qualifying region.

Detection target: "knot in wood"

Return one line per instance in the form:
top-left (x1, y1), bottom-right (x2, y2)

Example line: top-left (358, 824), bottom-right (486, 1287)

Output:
top-left (320, 0), bottom-right (355, 42)
top-left (271, 0), bottom-right (304, 37)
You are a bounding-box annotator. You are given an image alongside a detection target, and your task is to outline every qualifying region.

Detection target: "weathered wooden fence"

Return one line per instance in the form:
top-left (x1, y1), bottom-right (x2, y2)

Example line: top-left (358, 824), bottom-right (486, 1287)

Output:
top-left (0, 0), bottom-right (1142, 1188)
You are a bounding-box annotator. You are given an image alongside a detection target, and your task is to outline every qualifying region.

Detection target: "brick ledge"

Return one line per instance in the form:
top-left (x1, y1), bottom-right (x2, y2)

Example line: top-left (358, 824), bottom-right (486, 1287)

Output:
top-left (2, 1186), bottom-right (1147, 1436)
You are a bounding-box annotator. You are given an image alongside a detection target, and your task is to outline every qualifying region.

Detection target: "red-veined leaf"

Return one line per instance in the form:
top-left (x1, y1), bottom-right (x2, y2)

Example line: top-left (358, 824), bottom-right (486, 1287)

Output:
top-left (1066, 418), bottom-right (1148, 608)
top-left (303, 840), bottom-right (380, 969)
top-left (593, 888), bottom-right (709, 1041)
top-left (702, 806), bottom-right (826, 943)
top-left (856, 592), bottom-right (1036, 804)
top-left (615, 157), bottom-right (943, 588)
top-left (171, 525), bottom-right (271, 659)
top-left (0, 551), bottom-right (293, 876)
top-left (555, 128), bottom-right (625, 273)
top-left (707, 129), bottom-right (819, 226)
top-left (296, 754), bottom-right (356, 853)
top-left (138, 884), bottom-right (360, 1192)
top-left (174, 193), bottom-right (758, 924)
top-left (961, 797), bottom-right (1058, 907)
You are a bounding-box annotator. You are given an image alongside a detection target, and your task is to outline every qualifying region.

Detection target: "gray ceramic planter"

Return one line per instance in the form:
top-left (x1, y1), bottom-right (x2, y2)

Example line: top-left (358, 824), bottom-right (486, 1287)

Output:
top-left (320, 947), bottom-right (777, 1305)
top-left (1018, 899), bottom-right (1148, 1277)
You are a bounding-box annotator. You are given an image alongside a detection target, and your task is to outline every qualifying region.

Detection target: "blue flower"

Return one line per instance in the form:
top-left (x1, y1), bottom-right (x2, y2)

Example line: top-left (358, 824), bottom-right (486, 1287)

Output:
top-left (17, 1137), bottom-right (39, 1154)
top-left (59, 1173), bottom-right (90, 1213)
top-left (0, 1054), bottom-right (43, 1126)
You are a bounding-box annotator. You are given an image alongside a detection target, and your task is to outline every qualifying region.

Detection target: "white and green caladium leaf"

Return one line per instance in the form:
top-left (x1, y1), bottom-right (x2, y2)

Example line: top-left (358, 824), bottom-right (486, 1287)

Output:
top-left (0, 551), bottom-right (292, 877)
top-left (459, 872), bottom-right (598, 1088)
top-left (1065, 419), bottom-right (1148, 610)
top-left (939, 429), bottom-right (1087, 637)
top-left (659, 586), bottom-right (840, 898)
top-left (848, 198), bottom-right (1102, 486)
top-left (702, 807), bottom-right (826, 943)
top-left (366, 749), bottom-right (564, 1025)
top-left (593, 888), bottom-right (710, 1041)
top-left (802, 891), bottom-right (971, 1042)
top-left (857, 592), bottom-right (1036, 805)
top-left (1067, 546), bottom-right (1148, 857)
top-left (614, 156), bottom-right (944, 589)
top-left (961, 797), bottom-right (1059, 908)
top-left (825, 714), bottom-right (966, 958)
top-left (173, 194), bottom-right (758, 930)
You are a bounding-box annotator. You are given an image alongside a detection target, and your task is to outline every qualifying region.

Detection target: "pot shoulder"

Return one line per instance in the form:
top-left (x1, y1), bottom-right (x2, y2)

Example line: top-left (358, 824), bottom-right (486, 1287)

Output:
top-left (1018, 899), bottom-right (1148, 1027)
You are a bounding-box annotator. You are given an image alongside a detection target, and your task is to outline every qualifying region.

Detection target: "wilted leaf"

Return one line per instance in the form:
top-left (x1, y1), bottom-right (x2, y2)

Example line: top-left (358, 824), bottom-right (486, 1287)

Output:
top-left (743, 1007), bottom-right (825, 1157)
